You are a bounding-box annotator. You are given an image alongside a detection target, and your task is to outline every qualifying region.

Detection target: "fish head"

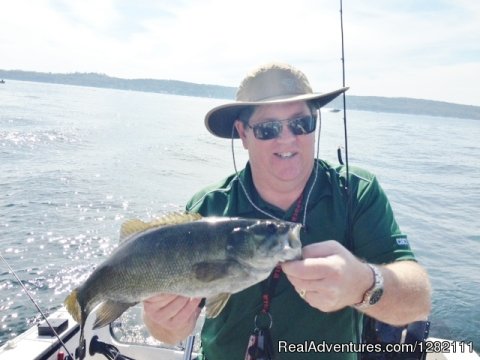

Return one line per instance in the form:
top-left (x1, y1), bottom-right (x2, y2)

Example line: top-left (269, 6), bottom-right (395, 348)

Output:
top-left (227, 220), bottom-right (302, 268)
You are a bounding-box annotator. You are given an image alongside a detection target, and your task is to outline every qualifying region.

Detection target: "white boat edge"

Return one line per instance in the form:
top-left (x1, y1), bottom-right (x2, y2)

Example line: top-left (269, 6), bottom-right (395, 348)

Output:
top-left (0, 308), bottom-right (478, 360)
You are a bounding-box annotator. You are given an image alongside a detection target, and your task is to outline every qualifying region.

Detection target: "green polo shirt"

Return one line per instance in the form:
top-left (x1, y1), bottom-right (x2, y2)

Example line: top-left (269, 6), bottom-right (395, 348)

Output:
top-left (186, 160), bottom-right (415, 360)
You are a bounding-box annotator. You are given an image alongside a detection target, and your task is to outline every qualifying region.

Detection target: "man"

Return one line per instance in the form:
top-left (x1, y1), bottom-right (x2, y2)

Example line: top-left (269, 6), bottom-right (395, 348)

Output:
top-left (143, 62), bottom-right (431, 359)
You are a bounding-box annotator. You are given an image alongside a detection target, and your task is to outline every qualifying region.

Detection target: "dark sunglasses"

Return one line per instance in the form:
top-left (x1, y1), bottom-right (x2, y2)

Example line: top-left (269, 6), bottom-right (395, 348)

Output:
top-left (247, 115), bottom-right (317, 140)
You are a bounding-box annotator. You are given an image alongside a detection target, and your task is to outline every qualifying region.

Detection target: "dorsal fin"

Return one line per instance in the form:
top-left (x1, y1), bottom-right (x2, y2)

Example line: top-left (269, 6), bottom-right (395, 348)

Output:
top-left (150, 212), bottom-right (202, 227)
top-left (120, 219), bottom-right (150, 241)
top-left (119, 212), bottom-right (202, 242)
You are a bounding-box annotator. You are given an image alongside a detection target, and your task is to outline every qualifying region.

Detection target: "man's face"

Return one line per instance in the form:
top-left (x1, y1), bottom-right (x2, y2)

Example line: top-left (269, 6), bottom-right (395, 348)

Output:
top-left (235, 101), bottom-right (315, 187)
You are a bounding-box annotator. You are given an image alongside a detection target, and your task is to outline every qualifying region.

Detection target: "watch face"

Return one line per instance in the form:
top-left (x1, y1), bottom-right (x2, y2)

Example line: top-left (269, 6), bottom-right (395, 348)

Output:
top-left (369, 289), bottom-right (384, 305)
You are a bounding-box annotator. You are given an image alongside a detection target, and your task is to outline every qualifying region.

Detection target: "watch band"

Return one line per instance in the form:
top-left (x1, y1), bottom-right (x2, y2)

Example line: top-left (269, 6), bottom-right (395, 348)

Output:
top-left (354, 264), bottom-right (384, 309)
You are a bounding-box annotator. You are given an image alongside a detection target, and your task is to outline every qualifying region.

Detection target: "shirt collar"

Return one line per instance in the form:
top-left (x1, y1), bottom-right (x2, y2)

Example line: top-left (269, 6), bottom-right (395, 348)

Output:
top-left (235, 160), bottom-right (333, 219)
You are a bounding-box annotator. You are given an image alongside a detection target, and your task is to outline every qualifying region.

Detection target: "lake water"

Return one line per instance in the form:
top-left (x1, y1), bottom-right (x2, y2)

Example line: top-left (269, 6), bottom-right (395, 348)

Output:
top-left (0, 80), bottom-right (479, 350)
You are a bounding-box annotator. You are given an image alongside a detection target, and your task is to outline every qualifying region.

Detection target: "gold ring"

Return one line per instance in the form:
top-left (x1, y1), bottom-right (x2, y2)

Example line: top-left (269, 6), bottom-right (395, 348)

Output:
top-left (299, 289), bottom-right (307, 299)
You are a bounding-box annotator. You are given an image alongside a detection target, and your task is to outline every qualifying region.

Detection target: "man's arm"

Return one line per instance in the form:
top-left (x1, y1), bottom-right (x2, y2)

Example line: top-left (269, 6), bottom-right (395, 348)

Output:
top-left (361, 260), bottom-right (430, 324)
top-left (281, 241), bottom-right (431, 325)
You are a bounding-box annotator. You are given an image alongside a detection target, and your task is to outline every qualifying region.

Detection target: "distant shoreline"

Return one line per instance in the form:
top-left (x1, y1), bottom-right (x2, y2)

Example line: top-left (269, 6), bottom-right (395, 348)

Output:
top-left (1, 69), bottom-right (479, 120)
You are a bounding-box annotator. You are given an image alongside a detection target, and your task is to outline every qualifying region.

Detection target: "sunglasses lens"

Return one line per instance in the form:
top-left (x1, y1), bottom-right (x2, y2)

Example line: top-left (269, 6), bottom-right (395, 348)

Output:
top-left (252, 121), bottom-right (282, 140)
top-left (250, 115), bottom-right (316, 140)
top-left (289, 116), bottom-right (316, 135)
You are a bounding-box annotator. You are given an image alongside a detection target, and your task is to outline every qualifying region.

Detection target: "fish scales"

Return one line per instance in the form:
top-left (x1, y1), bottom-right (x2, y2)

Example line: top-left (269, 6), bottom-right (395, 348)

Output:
top-left (100, 219), bottom-right (253, 298)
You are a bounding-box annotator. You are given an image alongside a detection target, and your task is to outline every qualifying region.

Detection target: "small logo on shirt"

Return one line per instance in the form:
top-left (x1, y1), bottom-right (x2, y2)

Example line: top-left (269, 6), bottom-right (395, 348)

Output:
top-left (396, 236), bottom-right (409, 246)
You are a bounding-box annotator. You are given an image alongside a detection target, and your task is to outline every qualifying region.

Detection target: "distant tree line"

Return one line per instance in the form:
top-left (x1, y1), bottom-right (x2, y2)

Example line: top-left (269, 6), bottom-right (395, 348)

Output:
top-left (0, 70), bottom-right (236, 99)
top-left (1, 69), bottom-right (479, 120)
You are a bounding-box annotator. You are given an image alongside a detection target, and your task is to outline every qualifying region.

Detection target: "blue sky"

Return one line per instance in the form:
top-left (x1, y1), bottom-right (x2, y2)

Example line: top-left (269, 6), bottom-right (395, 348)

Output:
top-left (1, 0), bottom-right (479, 106)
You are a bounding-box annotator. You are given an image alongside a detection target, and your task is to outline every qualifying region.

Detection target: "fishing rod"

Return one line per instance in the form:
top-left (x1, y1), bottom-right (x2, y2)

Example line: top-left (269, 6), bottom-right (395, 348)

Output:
top-left (340, 0), bottom-right (350, 179)
top-left (0, 252), bottom-right (75, 359)
top-left (339, 0), bottom-right (353, 252)
top-left (1, 251), bottom-right (143, 359)
top-left (337, 2), bottom-right (361, 357)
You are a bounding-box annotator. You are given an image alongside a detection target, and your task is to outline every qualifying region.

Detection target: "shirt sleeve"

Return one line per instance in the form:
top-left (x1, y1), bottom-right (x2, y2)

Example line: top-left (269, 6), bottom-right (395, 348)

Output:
top-left (350, 172), bottom-right (415, 264)
top-left (185, 175), bottom-right (234, 216)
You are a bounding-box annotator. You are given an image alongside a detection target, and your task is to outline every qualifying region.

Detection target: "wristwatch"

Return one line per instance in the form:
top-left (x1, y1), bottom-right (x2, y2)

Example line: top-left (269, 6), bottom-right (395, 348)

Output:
top-left (354, 264), bottom-right (384, 309)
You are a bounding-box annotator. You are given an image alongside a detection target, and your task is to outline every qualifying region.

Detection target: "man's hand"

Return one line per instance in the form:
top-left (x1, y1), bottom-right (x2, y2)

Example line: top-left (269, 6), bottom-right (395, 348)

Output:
top-left (281, 240), bottom-right (372, 312)
top-left (281, 240), bottom-right (431, 325)
top-left (143, 294), bottom-right (202, 344)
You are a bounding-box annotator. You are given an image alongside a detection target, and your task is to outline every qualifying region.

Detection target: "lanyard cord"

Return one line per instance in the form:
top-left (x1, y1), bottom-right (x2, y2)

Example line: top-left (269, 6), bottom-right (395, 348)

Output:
top-left (229, 113), bottom-right (321, 328)
top-left (245, 195), bottom-right (304, 360)
top-left (259, 193), bottom-right (303, 317)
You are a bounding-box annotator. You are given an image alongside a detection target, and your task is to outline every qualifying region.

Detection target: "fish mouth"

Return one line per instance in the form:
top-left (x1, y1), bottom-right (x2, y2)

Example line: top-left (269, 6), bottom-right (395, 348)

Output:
top-left (287, 223), bottom-right (302, 250)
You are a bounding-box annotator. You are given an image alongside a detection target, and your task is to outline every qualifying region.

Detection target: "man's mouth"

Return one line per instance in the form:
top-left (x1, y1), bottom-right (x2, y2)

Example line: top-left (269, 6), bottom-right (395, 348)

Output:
top-left (275, 152), bottom-right (296, 159)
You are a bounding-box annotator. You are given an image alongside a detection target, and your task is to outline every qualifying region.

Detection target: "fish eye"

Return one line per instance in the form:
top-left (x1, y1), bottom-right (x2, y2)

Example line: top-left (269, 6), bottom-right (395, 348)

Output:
top-left (266, 223), bottom-right (277, 234)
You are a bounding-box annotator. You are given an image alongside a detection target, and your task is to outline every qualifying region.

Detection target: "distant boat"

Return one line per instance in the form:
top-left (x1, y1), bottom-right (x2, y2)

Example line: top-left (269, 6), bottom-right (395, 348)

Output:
top-left (321, 107), bottom-right (341, 113)
top-left (0, 79), bottom-right (5, 84)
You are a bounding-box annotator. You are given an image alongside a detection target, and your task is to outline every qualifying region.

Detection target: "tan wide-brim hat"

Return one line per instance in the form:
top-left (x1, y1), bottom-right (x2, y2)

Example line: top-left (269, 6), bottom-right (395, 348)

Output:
top-left (205, 62), bottom-right (349, 138)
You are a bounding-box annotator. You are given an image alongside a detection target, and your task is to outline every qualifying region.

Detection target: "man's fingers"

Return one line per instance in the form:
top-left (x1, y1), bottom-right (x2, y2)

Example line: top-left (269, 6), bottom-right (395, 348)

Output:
top-left (143, 295), bottom-right (201, 325)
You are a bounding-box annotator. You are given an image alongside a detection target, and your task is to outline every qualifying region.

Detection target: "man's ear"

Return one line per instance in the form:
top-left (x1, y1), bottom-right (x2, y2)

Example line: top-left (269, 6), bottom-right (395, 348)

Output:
top-left (234, 120), bottom-right (248, 149)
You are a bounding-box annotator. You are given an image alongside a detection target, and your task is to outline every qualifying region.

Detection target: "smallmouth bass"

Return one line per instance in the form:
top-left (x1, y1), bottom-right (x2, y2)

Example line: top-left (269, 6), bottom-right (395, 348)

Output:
top-left (64, 213), bottom-right (302, 337)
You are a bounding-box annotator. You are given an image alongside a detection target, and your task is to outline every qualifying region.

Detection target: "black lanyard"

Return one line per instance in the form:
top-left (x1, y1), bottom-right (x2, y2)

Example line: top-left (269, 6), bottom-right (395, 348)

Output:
top-left (245, 194), bottom-right (304, 360)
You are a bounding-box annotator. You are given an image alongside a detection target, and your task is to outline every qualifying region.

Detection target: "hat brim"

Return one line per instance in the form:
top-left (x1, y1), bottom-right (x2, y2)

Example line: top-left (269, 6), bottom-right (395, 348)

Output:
top-left (205, 86), bottom-right (349, 138)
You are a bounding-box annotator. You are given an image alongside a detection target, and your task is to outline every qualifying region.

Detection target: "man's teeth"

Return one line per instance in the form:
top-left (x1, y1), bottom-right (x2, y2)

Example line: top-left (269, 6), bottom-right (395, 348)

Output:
top-left (277, 152), bottom-right (294, 158)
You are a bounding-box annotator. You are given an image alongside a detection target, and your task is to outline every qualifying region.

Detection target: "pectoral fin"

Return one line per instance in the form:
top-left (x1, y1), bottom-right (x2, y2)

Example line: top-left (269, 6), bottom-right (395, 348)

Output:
top-left (93, 300), bottom-right (137, 329)
top-left (205, 293), bottom-right (231, 318)
top-left (193, 261), bottom-right (232, 282)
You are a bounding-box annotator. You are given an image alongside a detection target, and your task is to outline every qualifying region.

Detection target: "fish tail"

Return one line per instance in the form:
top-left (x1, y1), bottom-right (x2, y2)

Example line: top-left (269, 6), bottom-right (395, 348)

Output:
top-left (64, 289), bottom-right (82, 324)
